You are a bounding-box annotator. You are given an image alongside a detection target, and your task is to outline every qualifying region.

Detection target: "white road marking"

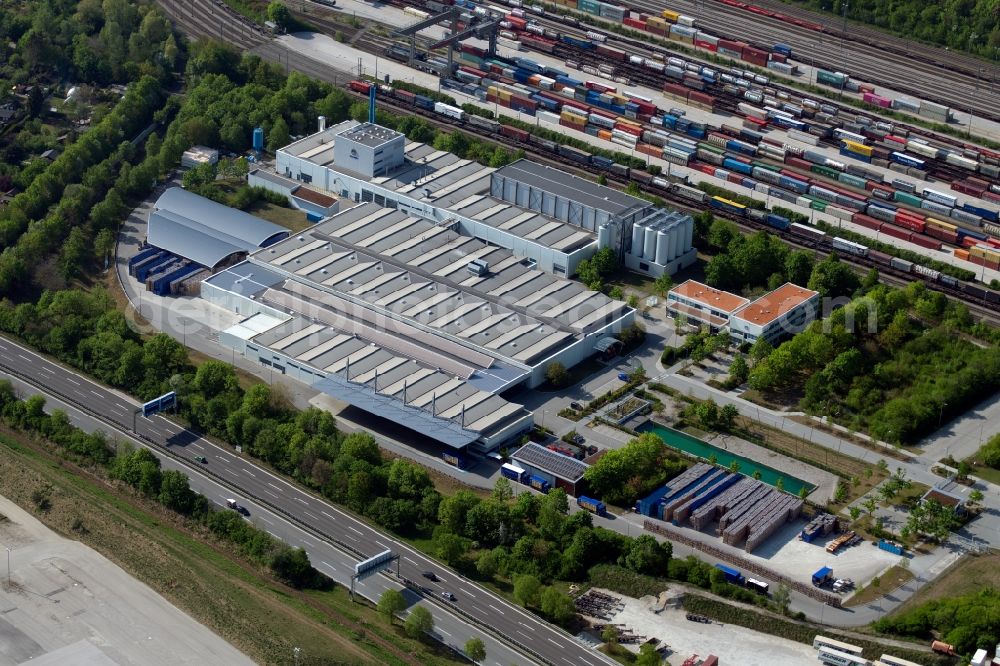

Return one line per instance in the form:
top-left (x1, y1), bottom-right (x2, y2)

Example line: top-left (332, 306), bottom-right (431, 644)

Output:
top-left (348, 526), bottom-right (363, 534)
top-left (548, 638), bottom-right (560, 646)
top-left (321, 561), bottom-right (335, 571)
top-left (459, 586), bottom-right (475, 597)
top-left (488, 604), bottom-right (504, 615)
top-left (266, 530), bottom-right (280, 539)
top-left (243, 468), bottom-right (255, 477)
top-left (438, 628), bottom-right (451, 637)
top-left (267, 482), bottom-right (282, 491)
top-left (404, 556), bottom-right (418, 565)
top-left (90, 390), bottom-right (103, 398)
top-left (345, 533), bottom-right (358, 541)
top-left (262, 489), bottom-right (278, 499)
top-left (18, 354), bottom-right (31, 362)
top-left (66, 377), bottom-right (79, 386)
top-left (188, 442), bottom-right (203, 451)
top-left (296, 497), bottom-right (308, 504)
top-left (259, 516), bottom-right (275, 525)
top-left (375, 540), bottom-right (389, 549)
top-left (304, 511), bottom-right (318, 520)
top-left (321, 510), bottom-right (336, 519)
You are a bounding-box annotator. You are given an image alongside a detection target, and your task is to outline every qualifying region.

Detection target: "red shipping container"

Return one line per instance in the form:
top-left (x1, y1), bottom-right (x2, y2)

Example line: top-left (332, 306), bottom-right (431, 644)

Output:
top-left (507, 15), bottom-right (527, 30)
top-left (786, 157), bottom-right (814, 171)
top-left (742, 48), bottom-right (769, 67)
top-left (770, 52), bottom-right (787, 63)
top-left (562, 99), bottom-right (590, 112)
top-left (623, 17), bottom-right (646, 29)
top-left (727, 173), bottom-right (744, 185)
top-left (880, 225), bottom-right (911, 241)
top-left (614, 123), bottom-right (643, 136)
top-left (952, 181), bottom-right (986, 196)
top-left (885, 135), bottom-right (907, 144)
top-left (694, 162), bottom-right (716, 175)
top-left (637, 143), bottom-right (661, 157)
top-left (663, 82), bottom-right (690, 98)
top-left (852, 214), bottom-right (883, 231)
top-left (983, 191), bottom-right (1000, 204)
top-left (718, 39), bottom-right (746, 50)
top-left (890, 216), bottom-right (925, 233)
top-left (858, 83), bottom-right (875, 94)
top-left (694, 40), bottom-right (718, 52)
top-left (962, 236), bottom-right (980, 248)
top-left (909, 233), bottom-right (942, 250)
top-left (744, 116), bottom-right (768, 127)
top-left (646, 25), bottom-right (668, 36)
top-left (968, 176), bottom-right (991, 188)
top-left (688, 91), bottom-right (715, 107)
top-left (925, 226), bottom-right (959, 244)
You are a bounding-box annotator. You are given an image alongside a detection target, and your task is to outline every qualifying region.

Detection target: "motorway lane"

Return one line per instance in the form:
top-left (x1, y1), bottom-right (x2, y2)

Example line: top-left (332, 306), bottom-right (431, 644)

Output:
top-left (0, 335), bottom-right (613, 666)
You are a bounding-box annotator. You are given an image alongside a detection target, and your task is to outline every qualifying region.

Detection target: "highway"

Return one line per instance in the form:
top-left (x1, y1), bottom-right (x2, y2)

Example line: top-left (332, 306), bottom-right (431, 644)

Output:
top-left (0, 335), bottom-right (614, 666)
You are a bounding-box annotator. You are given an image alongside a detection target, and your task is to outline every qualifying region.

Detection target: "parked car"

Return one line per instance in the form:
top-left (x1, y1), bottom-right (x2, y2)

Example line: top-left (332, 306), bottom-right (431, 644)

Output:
top-left (618, 372), bottom-right (629, 381)
top-left (572, 434), bottom-right (585, 445)
top-left (570, 401), bottom-right (583, 411)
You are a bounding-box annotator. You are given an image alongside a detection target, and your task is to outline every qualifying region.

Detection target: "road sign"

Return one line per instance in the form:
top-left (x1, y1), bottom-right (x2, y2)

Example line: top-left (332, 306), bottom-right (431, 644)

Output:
top-left (141, 391), bottom-right (176, 417)
top-left (354, 549), bottom-right (393, 580)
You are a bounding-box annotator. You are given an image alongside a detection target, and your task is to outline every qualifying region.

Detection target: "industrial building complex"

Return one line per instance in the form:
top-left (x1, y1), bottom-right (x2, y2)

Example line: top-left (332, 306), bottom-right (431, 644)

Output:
top-left (120, 120), bottom-right (718, 458)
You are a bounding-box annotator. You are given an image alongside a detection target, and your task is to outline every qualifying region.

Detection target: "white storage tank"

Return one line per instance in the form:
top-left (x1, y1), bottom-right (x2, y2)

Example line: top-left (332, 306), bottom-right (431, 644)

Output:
top-left (630, 223), bottom-right (644, 256)
top-left (655, 229), bottom-right (669, 264)
top-left (598, 224), bottom-right (611, 250)
top-left (683, 217), bottom-right (694, 251)
top-left (665, 225), bottom-right (677, 261)
top-left (643, 225), bottom-right (657, 260)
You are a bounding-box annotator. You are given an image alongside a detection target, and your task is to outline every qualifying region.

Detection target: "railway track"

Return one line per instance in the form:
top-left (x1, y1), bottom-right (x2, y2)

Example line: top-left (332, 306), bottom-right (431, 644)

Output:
top-left (616, 0), bottom-right (1000, 123)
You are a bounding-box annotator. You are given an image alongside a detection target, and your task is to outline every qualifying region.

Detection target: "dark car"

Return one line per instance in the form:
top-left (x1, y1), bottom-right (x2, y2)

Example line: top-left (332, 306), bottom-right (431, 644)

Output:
top-left (570, 401), bottom-right (583, 411)
top-left (195, 455), bottom-right (208, 464)
top-left (572, 434), bottom-right (585, 445)
top-left (422, 571), bottom-right (439, 582)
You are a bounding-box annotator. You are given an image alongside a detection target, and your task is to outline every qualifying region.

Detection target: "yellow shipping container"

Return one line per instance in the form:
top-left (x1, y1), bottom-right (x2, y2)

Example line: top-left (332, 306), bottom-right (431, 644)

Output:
top-left (646, 16), bottom-right (668, 28)
top-left (662, 9), bottom-right (680, 21)
top-left (970, 245), bottom-right (1000, 260)
top-left (925, 217), bottom-right (957, 231)
top-left (842, 140), bottom-right (873, 157)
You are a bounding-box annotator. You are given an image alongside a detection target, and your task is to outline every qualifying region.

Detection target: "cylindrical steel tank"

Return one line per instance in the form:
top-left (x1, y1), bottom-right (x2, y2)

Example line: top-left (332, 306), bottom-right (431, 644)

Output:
top-left (631, 223), bottom-right (644, 256)
top-left (598, 224), bottom-right (611, 250)
top-left (655, 229), bottom-right (669, 264)
top-left (643, 225), bottom-right (657, 260)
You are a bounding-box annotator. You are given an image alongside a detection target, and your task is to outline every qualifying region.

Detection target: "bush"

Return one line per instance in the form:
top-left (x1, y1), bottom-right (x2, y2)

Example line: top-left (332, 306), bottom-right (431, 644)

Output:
top-left (587, 564), bottom-right (666, 598)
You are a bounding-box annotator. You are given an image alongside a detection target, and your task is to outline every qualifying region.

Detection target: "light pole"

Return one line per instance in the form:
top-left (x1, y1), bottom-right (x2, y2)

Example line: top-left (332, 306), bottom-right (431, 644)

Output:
top-left (5, 547), bottom-right (10, 587)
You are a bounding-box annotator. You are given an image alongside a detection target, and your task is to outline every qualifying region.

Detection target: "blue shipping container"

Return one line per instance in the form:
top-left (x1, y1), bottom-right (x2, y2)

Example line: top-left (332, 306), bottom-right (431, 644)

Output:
top-left (715, 563), bottom-right (745, 584)
top-left (839, 148), bottom-right (872, 163)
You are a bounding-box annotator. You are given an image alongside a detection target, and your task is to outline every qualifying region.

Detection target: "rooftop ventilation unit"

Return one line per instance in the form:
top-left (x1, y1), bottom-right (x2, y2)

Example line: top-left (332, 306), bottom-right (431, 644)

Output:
top-left (467, 259), bottom-right (489, 277)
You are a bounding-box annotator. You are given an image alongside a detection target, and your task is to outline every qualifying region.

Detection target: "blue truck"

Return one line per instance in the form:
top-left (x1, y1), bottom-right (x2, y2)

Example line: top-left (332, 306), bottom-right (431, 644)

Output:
top-left (577, 496), bottom-right (607, 516)
top-left (878, 539), bottom-right (904, 555)
top-left (528, 475), bottom-right (551, 493)
top-left (714, 563), bottom-right (745, 585)
top-left (812, 566), bottom-right (833, 587)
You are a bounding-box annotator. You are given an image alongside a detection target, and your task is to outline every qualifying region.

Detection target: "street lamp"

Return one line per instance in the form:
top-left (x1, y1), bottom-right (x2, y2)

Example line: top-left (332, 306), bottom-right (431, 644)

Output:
top-left (5, 547), bottom-right (10, 587)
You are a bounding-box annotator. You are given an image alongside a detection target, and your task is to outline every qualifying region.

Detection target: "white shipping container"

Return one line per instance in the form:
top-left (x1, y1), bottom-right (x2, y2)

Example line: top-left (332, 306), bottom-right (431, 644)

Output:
top-left (537, 110), bottom-right (561, 125)
top-left (497, 37), bottom-right (522, 50)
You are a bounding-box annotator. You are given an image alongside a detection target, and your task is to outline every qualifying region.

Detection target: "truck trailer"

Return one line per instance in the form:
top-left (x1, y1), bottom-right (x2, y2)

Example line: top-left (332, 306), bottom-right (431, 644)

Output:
top-left (812, 566), bottom-right (833, 586)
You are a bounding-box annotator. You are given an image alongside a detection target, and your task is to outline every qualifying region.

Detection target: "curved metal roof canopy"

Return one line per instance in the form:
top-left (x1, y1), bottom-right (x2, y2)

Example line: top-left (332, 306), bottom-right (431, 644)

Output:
top-left (148, 188), bottom-right (289, 268)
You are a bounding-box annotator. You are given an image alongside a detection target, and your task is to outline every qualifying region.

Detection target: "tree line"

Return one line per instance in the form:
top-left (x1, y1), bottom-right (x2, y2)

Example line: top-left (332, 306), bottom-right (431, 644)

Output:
top-left (0, 382), bottom-right (329, 590)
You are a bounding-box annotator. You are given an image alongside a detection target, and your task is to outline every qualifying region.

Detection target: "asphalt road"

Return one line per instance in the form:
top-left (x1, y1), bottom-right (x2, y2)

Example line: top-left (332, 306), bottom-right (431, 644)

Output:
top-left (0, 336), bottom-right (615, 666)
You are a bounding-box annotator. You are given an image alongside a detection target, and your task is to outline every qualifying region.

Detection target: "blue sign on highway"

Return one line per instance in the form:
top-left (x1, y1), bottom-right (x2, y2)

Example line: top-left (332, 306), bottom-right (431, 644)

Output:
top-left (141, 391), bottom-right (176, 417)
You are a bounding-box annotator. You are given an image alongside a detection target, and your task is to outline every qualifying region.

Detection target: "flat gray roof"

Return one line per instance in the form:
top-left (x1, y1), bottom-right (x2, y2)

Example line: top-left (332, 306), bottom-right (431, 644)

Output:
top-left (493, 159), bottom-right (648, 217)
top-left (512, 442), bottom-right (590, 482)
top-left (338, 122), bottom-right (403, 148)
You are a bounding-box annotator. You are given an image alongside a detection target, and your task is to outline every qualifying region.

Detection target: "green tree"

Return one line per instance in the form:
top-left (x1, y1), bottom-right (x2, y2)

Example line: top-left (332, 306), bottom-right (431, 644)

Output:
top-left (435, 532), bottom-right (468, 566)
top-left (404, 606), bottom-right (434, 639)
top-left (539, 586), bottom-right (577, 626)
top-left (808, 253), bottom-right (860, 299)
top-left (636, 643), bottom-right (661, 666)
top-left (491, 476), bottom-right (513, 503)
top-left (378, 588), bottom-right (406, 622)
top-left (718, 404), bottom-right (739, 431)
top-left (465, 637), bottom-right (486, 663)
top-left (749, 337), bottom-right (773, 364)
top-left (266, 117), bottom-right (290, 152)
top-left (270, 547), bottom-right (315, 588)
top-left (849, 505), bottom-right (862, 521)
top-left (969, 489), bottom-right (984, 506)
top-left (694, 399), bottom-right (719, 430)
top-left (545, 361), bottom-right (570, 388)
top-left (728, 353), bottom-right (749, 385)
top-left (94, 229), bottom-right (116, 269)
top-left (653, 272), bottom-right (673, 297)
top-left (601, 624), bottom-right (618, 645)
top-left (513, 574), bottom-right (542, 608)
top-left (267, 2), bottom-right (292, 29)
top-left (784, 250), bottom-right (815, 286)
top-left (475, 550), bottom-right (499, 579)
top-left (772, 583), bottom-right (791, 614)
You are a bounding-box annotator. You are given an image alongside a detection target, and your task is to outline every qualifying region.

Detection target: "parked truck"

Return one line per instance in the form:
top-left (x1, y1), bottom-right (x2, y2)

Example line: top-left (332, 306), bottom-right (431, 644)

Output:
top-left (714, 563), bottom-right (745, 585)
top-left (878, 539), bottom-right (904, 555)
top-left (576, 496), bottom-right (607, 516)
top-left (812, 566), bottom-right (833, 587)
top-left (528, 475), bottom-right (551, 493)
top-left (930, 640), bottom-right (956, 655)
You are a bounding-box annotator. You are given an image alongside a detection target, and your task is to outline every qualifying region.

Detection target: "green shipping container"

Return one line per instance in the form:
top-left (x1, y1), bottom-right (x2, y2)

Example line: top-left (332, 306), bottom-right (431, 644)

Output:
top-left (838, 172), bottom-right (866, 188)
top-left (578, 0), bottom-right (602, 14)
top-left (752, 161), bottom-right (780, 172)
top-left (893, 191), bottom-right (922, 206)
top-left (811, 165), bottom-right (839, 179)
top-left (811, 200), bottom-right (827, 211)
top-left (697, 142), bottom-right (725, 154)
top-left (817, 70), bottom-right (847, 86)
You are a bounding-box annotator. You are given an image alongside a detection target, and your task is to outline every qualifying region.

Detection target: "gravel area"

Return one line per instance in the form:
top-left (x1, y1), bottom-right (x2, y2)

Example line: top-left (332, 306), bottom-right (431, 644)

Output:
top-left (598, 589), bottom-right (817, 666)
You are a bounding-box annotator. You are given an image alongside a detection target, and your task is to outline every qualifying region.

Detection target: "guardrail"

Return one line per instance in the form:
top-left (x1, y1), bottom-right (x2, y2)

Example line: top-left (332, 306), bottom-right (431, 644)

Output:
top-left (0, 355), bottom-right (575, 666)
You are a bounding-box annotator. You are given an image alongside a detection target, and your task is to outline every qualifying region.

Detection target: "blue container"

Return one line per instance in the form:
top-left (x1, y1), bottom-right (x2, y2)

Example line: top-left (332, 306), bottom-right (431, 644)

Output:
top-left (963, 203), bottom-right (999, 222)
top-left (252, 127), bottom-right (264, 152)
top-left (766, 213), bottom-right (790, 229)
top-left (128, 247), bottom-right (161, 268)
top-left (774, 43), bottom-right (792, 57)
top-left (779, 175), bottom-right (809, 194)
top-left (414, 95), bottom-right (434, 110)
top-left (715, 564), bottom-right (745, 584)
top-left (867, 200), bottom-right (897, 211)
top-left (839, 148), bottom-right (872, 163)
top-left (722, 158), bottom-right (753, 176)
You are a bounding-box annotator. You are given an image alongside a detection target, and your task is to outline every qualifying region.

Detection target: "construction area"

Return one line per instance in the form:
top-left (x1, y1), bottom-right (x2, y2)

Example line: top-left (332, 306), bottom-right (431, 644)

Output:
top-left (0, 495), bottom-right (253, 666)
top-left (637, 462), bottom-right (804, 552)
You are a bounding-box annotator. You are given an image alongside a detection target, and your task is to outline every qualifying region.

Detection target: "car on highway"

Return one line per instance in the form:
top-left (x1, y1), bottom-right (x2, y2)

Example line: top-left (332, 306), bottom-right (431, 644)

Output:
top-left (441, 591), bottom-right (456, 601)
top-left (195, 455), bottom-right (207, 464)
top-left (422, 571), bottom-right (439, 582)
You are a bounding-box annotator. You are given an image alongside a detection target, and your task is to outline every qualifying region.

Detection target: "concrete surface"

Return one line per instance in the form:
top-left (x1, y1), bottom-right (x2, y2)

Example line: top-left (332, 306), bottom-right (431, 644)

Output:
top-left (0, 495), bottom-right (255, 666)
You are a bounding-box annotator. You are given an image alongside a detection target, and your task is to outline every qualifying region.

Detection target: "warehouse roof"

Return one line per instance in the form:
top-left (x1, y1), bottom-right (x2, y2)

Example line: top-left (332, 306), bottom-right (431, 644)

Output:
top-left (731, 282), bottom-right (818, 327)
top-left (492, 159), bottom-right (649, 217)
top-left (338, 122), bottom-right (402, 148)
top-left (669, 280), bottom-right (750, 315)
top-left (147, 209), bottom-right (261, 269)
top-left (154, 187), bottom-right (288, 248)
top-left (511, 442), bottom-right (589, 482)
